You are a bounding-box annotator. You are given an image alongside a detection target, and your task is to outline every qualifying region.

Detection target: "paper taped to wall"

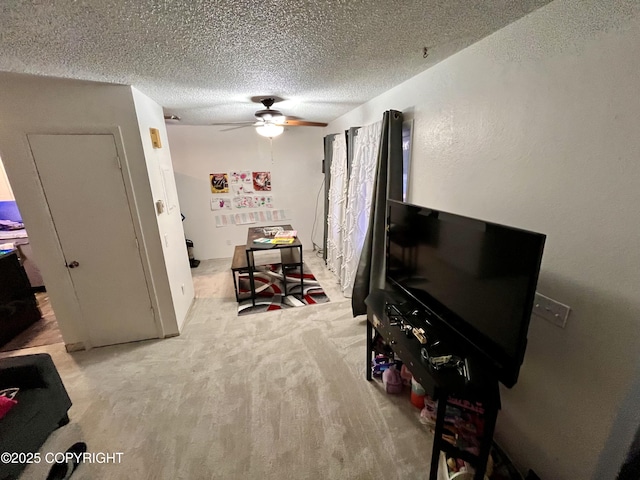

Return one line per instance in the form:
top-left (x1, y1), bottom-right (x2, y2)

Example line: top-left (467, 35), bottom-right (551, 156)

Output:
top-left (214, 210), bottom-right (290, 227)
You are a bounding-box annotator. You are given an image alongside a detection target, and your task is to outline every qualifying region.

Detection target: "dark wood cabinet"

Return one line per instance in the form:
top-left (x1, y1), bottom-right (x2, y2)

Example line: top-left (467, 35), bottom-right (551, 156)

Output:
top-left (365, 289), bottom-right (500, 480)
top-left (0, 250), bottom-right (41, 346)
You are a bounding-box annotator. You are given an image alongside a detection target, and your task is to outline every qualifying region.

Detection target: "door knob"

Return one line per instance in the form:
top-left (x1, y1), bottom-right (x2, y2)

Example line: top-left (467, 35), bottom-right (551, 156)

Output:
top-left (67, 261), bottom-right (80, 269)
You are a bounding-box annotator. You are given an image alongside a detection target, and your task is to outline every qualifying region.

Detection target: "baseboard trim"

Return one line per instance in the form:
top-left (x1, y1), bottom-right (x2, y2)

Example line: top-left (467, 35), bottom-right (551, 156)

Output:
top-left (65, 342), bottom-right (86, 352)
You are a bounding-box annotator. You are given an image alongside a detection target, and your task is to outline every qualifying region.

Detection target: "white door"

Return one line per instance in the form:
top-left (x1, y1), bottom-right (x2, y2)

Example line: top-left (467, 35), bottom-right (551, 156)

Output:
top-left (28, 134), bottom-right (157, 346)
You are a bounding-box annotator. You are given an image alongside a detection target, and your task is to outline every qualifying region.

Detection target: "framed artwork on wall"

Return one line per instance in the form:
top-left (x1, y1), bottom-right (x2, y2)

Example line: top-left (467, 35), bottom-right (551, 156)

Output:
top-left (210, 173), bottom-right (229, 193)
top-left (252, 171), bottom-right (271, 191)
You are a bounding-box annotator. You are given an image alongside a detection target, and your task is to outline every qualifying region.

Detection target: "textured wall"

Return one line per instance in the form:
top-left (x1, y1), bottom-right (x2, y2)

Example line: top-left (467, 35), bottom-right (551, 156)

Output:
top-left (167, 125), bottom-right (325, 260)
top-left (328, 0), bottom-right (640, 478)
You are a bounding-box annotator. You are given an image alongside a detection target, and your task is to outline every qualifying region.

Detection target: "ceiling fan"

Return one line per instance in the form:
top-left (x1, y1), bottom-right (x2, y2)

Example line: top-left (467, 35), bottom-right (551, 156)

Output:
top-left (211, 97), bottom-right (328, 138)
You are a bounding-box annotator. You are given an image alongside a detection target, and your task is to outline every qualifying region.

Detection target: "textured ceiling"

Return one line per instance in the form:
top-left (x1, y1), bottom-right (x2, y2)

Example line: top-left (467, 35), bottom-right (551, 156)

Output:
top-left (0, 0), bottom-right (552, 125)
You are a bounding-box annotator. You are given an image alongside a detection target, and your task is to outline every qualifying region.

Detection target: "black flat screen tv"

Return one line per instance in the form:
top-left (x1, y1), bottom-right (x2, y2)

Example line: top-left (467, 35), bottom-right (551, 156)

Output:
top-left (386, 199), bottom-right (545, 388)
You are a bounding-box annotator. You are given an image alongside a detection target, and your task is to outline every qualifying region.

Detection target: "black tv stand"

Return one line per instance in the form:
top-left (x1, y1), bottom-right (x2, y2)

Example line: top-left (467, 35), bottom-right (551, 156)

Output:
top-left (365, 288), bottom-right (501, 480)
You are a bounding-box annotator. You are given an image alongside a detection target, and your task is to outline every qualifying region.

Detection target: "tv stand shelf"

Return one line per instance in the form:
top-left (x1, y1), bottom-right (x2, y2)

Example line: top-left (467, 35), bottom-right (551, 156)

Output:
top-left (365, 288), bottom-right (500, 480)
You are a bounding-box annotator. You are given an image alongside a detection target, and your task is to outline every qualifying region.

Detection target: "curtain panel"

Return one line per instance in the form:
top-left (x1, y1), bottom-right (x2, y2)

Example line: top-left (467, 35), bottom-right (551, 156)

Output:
top-left (340, 120), bottom-right (382, 297)
top-left (351, 110), bottom-right (404, 317)
top-left (322, 134), bottom-right (337, 261)
top-left (326, 133), bottom-right (348, 276)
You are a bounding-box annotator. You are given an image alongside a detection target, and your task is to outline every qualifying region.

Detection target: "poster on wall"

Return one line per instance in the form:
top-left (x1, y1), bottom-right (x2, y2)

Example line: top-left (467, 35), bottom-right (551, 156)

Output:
top-left (229, 171), bottom-right (252, 184)
top-left (210, 173), bottom-right (229, 193)
top-left (211, 197), bottom-right (232, 211)
top-left (215, 215), bottom-right (229, 227)
top-left (234, 213), bottom-right (256, 225)
top-left (214, 210), bottom-right (290, 227)
top-left (232, 184), bottom-right (253, 196)
top-left (252, 171), bottom-right (271, 191)
top-left (253, 195), bottom-right (273, 208)
top-left (233, 196), bottom-right (255, 209)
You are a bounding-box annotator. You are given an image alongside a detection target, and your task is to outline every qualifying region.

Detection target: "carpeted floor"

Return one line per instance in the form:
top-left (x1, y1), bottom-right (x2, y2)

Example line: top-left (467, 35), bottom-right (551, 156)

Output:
top-left (237, 262), bottom-right (330, 316)
top-left (5, 252), bottom-right (438, 480)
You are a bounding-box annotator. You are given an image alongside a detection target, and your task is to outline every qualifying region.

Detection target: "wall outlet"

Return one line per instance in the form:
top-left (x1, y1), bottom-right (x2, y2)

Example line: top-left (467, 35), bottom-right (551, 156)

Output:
top-left (532, 292), bottom-right (570, 328)
top-left (226, 239), bottom-right (231, 246)
top-left (181, 283), bottom-right (185, 295)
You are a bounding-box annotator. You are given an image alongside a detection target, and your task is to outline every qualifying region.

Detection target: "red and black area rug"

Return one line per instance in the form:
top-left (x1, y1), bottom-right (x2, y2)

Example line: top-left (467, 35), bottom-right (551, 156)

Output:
top-left (237, 263), bottom-right (330, 316)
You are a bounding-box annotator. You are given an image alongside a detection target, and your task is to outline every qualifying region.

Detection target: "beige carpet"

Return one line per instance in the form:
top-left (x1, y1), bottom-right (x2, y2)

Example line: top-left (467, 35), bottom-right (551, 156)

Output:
top-left (5, 252), bottom-right (436, 480)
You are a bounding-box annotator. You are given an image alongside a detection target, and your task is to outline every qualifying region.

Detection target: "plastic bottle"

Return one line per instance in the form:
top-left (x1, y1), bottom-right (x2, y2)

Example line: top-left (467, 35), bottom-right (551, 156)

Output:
top-left (410, 377), bottom-right (426, 408)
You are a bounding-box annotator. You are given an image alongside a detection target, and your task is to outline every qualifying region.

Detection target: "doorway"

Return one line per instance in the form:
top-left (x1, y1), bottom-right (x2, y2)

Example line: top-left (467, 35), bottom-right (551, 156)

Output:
top-left (0, 156), bottom-right (62, 352)
top-left (27, 134), bottom-right (158, 347)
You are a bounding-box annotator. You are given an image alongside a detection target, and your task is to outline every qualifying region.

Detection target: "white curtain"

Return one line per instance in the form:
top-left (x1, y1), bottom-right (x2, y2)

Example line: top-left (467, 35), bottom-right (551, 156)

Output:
top-left (340, 121), bottom-right (382, 297)
top-left (326, 134), bottom-right (347, 276)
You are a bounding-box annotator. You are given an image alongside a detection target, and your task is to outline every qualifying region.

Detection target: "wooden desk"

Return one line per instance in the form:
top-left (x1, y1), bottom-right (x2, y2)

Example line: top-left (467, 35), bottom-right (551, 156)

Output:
top-left (245, 225), bottom-right (304, 306)
top-left (365, 288), bottom-right (500, 480)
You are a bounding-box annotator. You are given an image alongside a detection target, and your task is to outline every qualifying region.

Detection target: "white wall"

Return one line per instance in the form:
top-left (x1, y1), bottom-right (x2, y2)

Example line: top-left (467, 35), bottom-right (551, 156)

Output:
top-left (167, 125), bottom-right (325, 260)
top-left (0, 158), bottom-right (15, 201)
top-left (328, 1), bottom-right (640, 479)
top-left (132, 88), bottom-right (194, 331)
top-left (0, 73), bottom-right (184, 345)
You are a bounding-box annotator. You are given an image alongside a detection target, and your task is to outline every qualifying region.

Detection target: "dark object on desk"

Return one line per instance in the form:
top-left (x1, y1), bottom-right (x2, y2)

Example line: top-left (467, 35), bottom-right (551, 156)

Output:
top-left (0, 353), bottom-right (73, 480)
top-left (0, 250), bottom-right (41, 347)
top-left (1, 231), bottom-right (45, 289)
top-left (0, 202), bottom-right (45, 289)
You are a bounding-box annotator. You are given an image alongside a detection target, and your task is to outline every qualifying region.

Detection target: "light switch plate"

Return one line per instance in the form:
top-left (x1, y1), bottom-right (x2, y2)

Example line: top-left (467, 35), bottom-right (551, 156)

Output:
top-left (533, 292), bottom-right (570, 328)
top-left (149, 128), bottom-right (162, 148)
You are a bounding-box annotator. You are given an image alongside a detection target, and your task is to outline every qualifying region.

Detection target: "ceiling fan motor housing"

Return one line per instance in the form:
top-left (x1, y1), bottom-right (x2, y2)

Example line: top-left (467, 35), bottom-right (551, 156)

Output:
top-left (255, 109), bottom-right (284, 122)
top-left (209, 96), bottom-right (327, 130)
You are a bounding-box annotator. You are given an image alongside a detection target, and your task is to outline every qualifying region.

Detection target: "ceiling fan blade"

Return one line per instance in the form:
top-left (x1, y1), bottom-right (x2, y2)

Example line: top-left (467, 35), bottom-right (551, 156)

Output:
top-left (278, 120), bottom-right (328, 127)
top-left (220, 124), bottom-right (254, 132)
top-left (211, 121), bottom-right (256, 126)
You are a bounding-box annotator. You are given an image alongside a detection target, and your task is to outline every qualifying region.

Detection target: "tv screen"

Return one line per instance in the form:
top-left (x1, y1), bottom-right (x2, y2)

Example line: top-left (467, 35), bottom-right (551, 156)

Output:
top-left (386, 199), bottom-right (545, 387)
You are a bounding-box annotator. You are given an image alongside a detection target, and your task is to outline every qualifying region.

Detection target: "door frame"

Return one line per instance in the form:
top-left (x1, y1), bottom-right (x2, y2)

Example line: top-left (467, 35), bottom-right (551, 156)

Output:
top-left (22, 126), bottom-right (165, 348)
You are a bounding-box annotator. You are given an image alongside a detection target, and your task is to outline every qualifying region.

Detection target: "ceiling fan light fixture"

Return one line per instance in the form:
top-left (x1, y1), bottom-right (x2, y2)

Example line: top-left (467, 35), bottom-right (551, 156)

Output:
top-left (256, 123), bottom-right (284, 138)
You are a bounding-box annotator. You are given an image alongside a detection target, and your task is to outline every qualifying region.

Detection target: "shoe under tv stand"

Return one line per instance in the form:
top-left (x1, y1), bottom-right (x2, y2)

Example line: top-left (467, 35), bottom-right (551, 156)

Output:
top-left (365, 288), bottom-right (501, 480)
